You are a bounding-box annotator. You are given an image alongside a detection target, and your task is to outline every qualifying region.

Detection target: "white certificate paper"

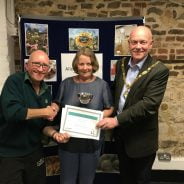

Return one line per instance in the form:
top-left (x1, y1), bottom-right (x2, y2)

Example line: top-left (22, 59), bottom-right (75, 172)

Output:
top-left (59, 105), bottom-right (103, 140)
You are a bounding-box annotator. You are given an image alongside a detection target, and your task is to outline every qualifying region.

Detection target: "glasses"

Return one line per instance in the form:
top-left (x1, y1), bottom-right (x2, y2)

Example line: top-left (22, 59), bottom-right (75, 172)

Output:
top-left (129, 40), bottom-right (148, 46)
top-left (31, 62), bottom-right (50, 70)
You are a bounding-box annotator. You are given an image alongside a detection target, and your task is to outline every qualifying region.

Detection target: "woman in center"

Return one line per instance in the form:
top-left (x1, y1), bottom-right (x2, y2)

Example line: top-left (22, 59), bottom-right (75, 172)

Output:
top-left (52, 47), bottom-right (113, 184)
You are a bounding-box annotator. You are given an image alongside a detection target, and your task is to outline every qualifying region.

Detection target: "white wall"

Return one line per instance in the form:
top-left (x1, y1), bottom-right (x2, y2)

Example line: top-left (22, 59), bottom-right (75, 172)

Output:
top-left (0, 0), bottom-right (15, 92)
top-left (153, 156), bottom-right (184, 170)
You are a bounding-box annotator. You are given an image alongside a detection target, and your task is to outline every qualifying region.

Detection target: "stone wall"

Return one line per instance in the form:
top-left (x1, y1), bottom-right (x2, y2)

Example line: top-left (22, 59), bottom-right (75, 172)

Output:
top-left (159, 60), bottom-right (184, 157)
top-left (14, 0), bottom-right (184, 158)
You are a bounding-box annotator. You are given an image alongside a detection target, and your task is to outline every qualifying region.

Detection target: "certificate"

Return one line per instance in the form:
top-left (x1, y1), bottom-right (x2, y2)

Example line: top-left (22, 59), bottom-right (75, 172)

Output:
top-left (59, 105), bottom-right (103, 140)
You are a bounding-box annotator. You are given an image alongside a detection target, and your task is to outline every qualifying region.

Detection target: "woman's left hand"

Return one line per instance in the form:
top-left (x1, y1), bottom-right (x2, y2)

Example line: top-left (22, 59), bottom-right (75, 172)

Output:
top-left (53, 132), bottom-right (70, 143)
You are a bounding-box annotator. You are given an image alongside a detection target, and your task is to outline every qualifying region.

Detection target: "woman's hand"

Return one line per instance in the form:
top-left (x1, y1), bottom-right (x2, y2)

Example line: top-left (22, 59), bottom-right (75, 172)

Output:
top-left (52, 132), bottom-right (70, 143)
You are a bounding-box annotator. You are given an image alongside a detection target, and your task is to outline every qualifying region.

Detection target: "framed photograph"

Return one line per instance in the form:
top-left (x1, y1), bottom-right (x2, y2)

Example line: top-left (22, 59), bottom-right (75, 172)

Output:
top-left (45, 155), bottom-right (60, 176)
top-left (69, 28), bottom-right (99, 51)
top-left (110, 59), bottom-right (118, 81)
top-left (114, 24), bottom-right (137, 56)
top-left (44, 59), bottom-right (57, 82)
top-left (24, 23), bottom-right (49, 56)
top-left (24, 58), bottom-right (28, 70)
top-left (97, 154), bottom-right (119, 173)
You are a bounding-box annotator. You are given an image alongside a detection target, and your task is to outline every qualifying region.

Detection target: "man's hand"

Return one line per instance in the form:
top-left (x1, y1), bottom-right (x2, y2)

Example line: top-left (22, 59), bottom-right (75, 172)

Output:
top-left (96, 117), bottom-right (119, 129)
top-left (26, 106), bottom-right (58, 120)
top-left (51, 102), bottom-right (60, 113)
top-left (44, 106), bottom-right (58, 121)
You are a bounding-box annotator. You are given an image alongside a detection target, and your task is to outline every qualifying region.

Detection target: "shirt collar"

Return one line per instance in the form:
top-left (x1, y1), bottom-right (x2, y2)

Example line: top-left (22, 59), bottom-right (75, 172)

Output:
top-left (128, 55), bottom-right (148, 70)
top-left (24, 72), bottom-right (48, 95)
top-left (24, 72), bottom-right (30, 82)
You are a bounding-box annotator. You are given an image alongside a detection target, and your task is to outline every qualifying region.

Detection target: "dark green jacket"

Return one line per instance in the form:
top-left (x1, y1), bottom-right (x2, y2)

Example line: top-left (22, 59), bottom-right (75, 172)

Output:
top-left (114, 55), bottom-right (169, 158)
top-left (0, 72), bottom-right (52, 157)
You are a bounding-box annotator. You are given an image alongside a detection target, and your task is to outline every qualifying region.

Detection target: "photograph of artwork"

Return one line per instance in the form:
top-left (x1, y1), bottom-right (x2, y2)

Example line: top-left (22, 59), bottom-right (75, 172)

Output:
top-left (61, 53), bottom-right (103, 80)
top-left (24, 23), bottom-right (49, 56)
top-left (24, 59), bottom-right (28, 70)
top-left (45, 155), bottom-right (60, 176)
top-left (114, 24), bottom-right (137, 56)
top-left (69, 28), bottom-right (99, 51)
top-left (97, 154), bottom-right (119, 173)
top-left (44, 59), bottom-right (57, 82)
top-left (110, 59), bottom-right (118, 81)
top-left (45, 153), bottom-right (119, 176)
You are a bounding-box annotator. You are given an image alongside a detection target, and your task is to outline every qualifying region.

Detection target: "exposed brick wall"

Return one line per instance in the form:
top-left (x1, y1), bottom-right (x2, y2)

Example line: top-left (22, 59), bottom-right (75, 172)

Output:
top-left (14, 0), bottom-right (184, 61)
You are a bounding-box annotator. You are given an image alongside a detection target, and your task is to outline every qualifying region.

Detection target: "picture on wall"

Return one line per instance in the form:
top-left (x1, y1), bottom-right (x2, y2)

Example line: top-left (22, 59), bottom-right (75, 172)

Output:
top-left (68, 28), bottom-right (99, 51)
top-left (45, 153), bottom-right (119, 176)
top-left (114, 24), bottom-right (137, 56)
top-left (110, 59), bottom-right (118, 81)
top-left (44, 59), bottom-right (57, 82)
top-left (24, 59), bottom-right (28, 70)
top-left (24, 23), bottom-right (49, 56)
top-left (45, 155), bottom-right (60, 176)
top-left (97, 154), bottom-right (119, 173)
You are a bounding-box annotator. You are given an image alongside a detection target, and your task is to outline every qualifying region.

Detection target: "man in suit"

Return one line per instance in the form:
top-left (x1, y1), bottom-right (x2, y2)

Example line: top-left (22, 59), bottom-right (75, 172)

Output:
top-left (97, 26), bottom-right (169, 184)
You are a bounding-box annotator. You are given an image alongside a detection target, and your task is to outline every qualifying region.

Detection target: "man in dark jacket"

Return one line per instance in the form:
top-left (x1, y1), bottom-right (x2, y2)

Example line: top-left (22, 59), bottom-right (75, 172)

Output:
top-left (97, 26), bottom-right (169, 184)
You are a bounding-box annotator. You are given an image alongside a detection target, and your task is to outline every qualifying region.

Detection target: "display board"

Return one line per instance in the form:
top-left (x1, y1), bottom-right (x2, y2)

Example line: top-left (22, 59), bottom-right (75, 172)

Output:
top-left (19, 15), bottom-right (144, 98)
top-left (18, 15), bottom-right (144, 177)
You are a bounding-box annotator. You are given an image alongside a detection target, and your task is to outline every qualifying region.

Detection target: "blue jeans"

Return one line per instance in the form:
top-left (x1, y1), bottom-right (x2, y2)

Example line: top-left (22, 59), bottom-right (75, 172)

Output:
top-left (59, 149), bottom-right (101, 184)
